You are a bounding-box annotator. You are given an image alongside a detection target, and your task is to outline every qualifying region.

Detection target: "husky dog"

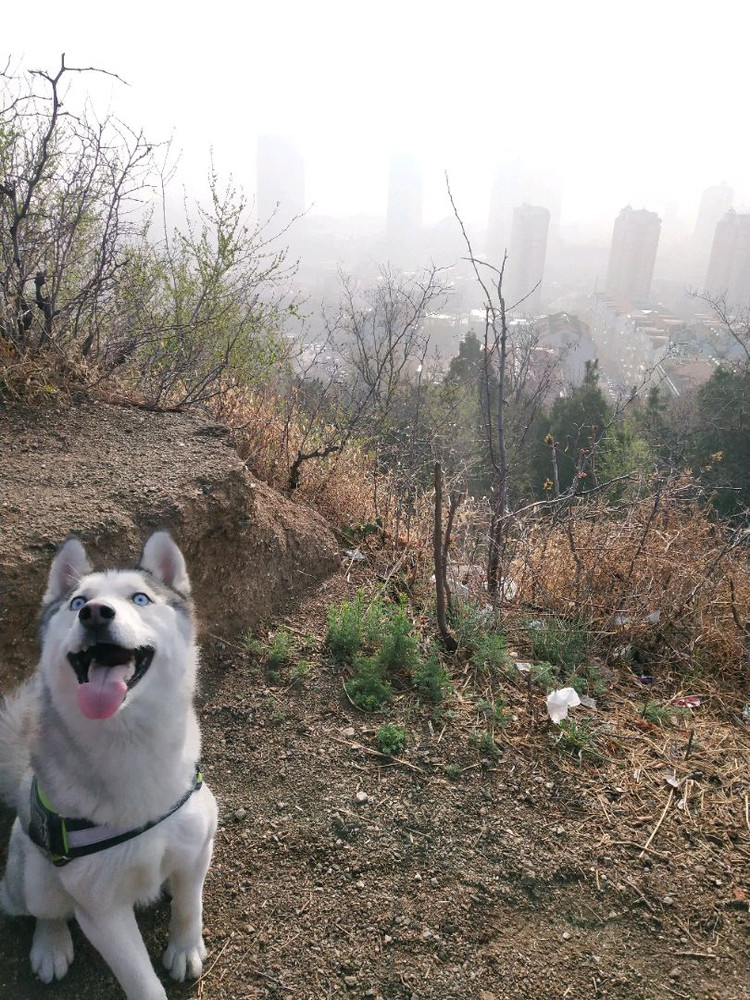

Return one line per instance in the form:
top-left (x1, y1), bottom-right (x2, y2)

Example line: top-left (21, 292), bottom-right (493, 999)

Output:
top-left (0, 531), bottom-right (218, 1000)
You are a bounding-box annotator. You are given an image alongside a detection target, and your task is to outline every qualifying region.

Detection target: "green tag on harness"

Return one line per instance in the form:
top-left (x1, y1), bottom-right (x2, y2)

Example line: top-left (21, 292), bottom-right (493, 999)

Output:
top-left (28, 779), bottom-right (69, 861)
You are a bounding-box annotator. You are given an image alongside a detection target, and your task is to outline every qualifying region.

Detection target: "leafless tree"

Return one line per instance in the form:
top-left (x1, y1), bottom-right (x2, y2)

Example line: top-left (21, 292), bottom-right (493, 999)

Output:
top-left (0, 55), bottom-right (155, 354)
top-left (446, 176), bottom-right (558, 596)
top-left (286, 264), bottom-right (450, 491)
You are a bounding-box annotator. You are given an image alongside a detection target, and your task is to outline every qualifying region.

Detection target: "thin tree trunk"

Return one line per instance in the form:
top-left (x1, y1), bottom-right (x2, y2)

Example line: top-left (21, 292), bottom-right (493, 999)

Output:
top-left (433, 462), bottom-right (457, 652)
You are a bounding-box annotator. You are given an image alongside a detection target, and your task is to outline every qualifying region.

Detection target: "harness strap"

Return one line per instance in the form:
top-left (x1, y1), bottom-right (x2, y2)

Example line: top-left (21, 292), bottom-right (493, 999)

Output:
top-left (28, 765), bottom-right (204, 867)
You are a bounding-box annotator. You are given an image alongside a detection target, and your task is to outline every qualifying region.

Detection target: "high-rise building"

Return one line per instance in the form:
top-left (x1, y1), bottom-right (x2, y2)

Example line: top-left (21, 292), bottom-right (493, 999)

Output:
top-left (505, 204), bottom-right (550, 312)
top-left (256, 135), bottom-right (305, 227)
top-left (486, 164), bottom-right (562, 265)
top-left (605, 206), bottom-right (661, 306)
top-left (386, 153), bottom-right (423, 260)
top-left (705, 210), bottom-right (750, 307)
top-left (694, 183), bottom-right (733, 252)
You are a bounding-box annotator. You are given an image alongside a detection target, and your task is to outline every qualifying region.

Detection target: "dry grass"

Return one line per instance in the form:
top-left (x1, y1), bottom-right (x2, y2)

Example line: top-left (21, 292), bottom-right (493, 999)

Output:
top-left (0, 341), bottom-right (90, 404)
top-left (503, 480), bottom-right (750, 684)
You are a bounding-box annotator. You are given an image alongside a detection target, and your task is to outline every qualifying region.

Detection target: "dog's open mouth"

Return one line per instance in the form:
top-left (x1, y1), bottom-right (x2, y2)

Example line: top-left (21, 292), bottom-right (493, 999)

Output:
top-left (67, 644), bottom-right (154, 720)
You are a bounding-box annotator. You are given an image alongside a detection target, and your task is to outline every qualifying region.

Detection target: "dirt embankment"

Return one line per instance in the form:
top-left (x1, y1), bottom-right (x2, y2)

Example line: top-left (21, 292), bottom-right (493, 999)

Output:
top-left (0, 398), bottom-right (339, 685)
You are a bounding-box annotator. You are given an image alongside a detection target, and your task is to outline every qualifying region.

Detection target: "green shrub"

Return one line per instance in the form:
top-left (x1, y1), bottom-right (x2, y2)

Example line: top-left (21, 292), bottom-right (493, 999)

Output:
top-left (639, 701), bottom-right (691, 726)
top-left (472, 730), bottom-right (500, 757)
top-left (525, 617), bottom-right (587, 670)
top-left (266, 628), bottom-right (295, 670)
top-left (528, 661), bottom-right (558, 688)
top-left (471, 632), bottom-right (512, 675)
top-left (567, 662), bottom-right (609, 698)
top-left (377, 606), bottom-right (420, 674)
top-left (376, 723), bottom-right (406, 755)
top-left (325, 592), bottom-right (366, 664)
top-left (345, 656), bottom-right (392, 711)
top-left (290, 659), bottom-right (312, 687)
top-left (476, 697), bottom-right (511, 728)
top-left (448, 601), bottom-right (495, 649)
top-left (552, 718), bottom-right (601, 760)
top-left (413, 653), bottom-right (453, 703)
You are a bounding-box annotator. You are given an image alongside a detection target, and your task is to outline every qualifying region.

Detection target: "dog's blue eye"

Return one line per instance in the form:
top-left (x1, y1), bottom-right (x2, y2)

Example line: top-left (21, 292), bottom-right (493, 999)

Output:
top-left (70, 596), bottom-right (87, 611)
top-left (132, 593), bottom-right (151, 606)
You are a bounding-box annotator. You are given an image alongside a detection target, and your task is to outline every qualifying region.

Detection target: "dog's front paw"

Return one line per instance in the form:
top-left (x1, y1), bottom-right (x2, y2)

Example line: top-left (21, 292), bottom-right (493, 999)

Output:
top-left (163, 939), bottom-right (207, 981)
top-left (30, 919), bottom-right (74, 982)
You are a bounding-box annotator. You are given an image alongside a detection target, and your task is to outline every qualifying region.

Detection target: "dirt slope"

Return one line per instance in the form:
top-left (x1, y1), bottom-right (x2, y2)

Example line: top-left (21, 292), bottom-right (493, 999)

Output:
top-left (0, 398), bottom-right (339, 683)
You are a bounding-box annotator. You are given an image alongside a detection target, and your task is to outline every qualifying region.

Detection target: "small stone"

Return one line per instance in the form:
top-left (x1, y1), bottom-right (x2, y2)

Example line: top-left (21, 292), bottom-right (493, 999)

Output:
top-left (414, 873), bottom-right (422, 881)
top-left (342, 727), bottom-right (356, 738)
top-left (234, 807), bottom-right (247, 822)
top-left (355, 880), bottom-right (365, 890)
top-left (562, 931), bottom-right (571, 941)
top-left (384, 934), bottom-right (393, 944)
top-left (344, 975), bottom-right (358, 986)
top-left (662, 896), bottom-right (674, 906)
top-left (668, 967), bottom-right (681, 980)
top-left (354, 790), bottom-right (369, 805)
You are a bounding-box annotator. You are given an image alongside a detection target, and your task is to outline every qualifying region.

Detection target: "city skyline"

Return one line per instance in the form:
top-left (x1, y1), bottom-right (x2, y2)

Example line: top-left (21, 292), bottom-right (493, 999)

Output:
top-left (3, 0), bottom-right (748, 236)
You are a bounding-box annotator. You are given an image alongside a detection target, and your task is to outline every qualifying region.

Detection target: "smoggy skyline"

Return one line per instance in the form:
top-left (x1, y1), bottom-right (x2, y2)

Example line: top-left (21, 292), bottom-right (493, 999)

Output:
top-left (4, 0), bottom-right (748, 237)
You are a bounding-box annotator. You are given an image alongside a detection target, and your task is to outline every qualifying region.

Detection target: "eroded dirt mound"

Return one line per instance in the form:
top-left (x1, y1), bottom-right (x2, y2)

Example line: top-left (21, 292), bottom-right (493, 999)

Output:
top-left (0, 399), bottom-right (339, 684)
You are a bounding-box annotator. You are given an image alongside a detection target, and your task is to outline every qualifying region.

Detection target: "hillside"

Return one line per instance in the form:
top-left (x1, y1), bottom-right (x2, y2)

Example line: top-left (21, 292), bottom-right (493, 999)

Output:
top-left (0, 400), bottom-right (748, 1000)
top-left (0, 398), bottom-right (339, 683)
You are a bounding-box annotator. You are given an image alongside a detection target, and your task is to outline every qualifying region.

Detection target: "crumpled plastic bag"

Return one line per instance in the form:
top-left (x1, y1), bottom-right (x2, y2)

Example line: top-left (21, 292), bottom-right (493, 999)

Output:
top-left (546, 687), bottom-right (581, 724)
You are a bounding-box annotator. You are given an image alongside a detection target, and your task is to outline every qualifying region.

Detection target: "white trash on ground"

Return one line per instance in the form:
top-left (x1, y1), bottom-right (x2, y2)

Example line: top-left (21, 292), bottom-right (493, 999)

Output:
top-left (546, 687), bottom-right (581, 724)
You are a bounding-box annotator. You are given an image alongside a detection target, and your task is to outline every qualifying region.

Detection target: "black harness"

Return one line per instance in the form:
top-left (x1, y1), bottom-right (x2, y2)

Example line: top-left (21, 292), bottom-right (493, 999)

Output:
top-left (28, 765), bottom-right (204, 867)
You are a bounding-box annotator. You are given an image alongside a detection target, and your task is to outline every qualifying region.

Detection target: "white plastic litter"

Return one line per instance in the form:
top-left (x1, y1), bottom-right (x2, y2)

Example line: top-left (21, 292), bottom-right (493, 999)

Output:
top-left (343, 549), bottom-right (366, 562)
top-left (546, 687), bottom-right (581, 724)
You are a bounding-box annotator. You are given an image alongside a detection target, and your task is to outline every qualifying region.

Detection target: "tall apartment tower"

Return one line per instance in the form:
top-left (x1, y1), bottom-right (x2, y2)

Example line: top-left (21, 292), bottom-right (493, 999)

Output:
top-left (694, 183), bottom-right (733, 251)
top-left (256, 135), bottom-right (305, 227)
top-left (705, 210), bottom-right (750, 306)
top-left (605, 206), bottom-right (661, 305)
top-left (486, 164), bottom-right (562, 265)
top-left (386, 153), bottom-right (423, 260)
top-left (505, 204), bottom-right (550, 312)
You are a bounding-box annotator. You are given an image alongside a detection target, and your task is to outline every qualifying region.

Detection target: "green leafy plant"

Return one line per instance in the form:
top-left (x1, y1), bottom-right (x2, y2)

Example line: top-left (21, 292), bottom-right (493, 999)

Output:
top-left (413, 652), bottom-right (453, 703)
top-left (345, 656), bottom-right (392, 711)
top-left (476, 697), bottom-right (511, 728)
top-left (376, 723), bottom-right (406, 755)
top-left (290, 659), bottom-right (312, 687)
top-left (552, 718), bottom-right (601, 760)
top-left (639, 701), bottom-right (691, 726)
top-left (240, 629), bottom-right (265, 657)
top-left (448, 601), bottom-right (495, 649)
top-left (471, 632), bottom-right (513, 676)
top-left (528, 661), bottom-right (558, 688)
top-left (567, 662), bottom-right (609, 698)
top-left (266, 628), bottom-right (295, 671)
top-left (472, 730), bottom-right (500, 758)
top-left (325, 592), bottom-right (367, 664)
top-left (377, 605), bottom-right (420, 674)
top-left (525, 617), bottom-right (588, 671)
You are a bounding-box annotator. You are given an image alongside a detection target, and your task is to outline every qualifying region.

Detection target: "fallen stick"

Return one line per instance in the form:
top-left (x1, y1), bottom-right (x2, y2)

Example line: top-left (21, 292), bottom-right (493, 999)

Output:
top-left (639, 787), bottom-right (674, 858)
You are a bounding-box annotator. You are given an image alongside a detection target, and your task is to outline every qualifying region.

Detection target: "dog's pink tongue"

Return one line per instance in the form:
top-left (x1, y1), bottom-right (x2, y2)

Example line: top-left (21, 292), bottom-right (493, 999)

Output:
top-left (77, 665), bottom-right (130, 720)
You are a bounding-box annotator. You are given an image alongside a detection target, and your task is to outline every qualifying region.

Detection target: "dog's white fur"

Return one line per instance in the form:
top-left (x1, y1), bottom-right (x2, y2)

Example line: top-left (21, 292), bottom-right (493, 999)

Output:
top-left (0, 532), bottom-right (218, 1000)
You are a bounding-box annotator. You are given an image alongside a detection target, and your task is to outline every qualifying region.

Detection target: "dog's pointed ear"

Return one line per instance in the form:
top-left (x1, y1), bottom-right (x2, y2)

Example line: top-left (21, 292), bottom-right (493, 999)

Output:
top-left (139, 531), bottom-right (191, 595)
top-left (44, 537), bottom-right (92, 604)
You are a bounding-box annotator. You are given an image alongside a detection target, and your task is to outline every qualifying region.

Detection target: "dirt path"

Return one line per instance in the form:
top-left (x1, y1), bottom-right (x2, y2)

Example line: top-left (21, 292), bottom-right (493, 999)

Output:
top-left (0, 578), bottom-right (748, 1000)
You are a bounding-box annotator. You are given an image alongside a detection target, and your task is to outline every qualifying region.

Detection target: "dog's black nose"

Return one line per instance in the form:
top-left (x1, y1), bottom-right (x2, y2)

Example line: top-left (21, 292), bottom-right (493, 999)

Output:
top-left (78, 602), bottom-right (116, 627)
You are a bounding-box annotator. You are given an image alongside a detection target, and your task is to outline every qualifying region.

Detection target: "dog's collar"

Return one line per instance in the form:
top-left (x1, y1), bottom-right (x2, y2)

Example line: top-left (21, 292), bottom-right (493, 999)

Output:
top-left (28, 765), bottom-right (204, 867)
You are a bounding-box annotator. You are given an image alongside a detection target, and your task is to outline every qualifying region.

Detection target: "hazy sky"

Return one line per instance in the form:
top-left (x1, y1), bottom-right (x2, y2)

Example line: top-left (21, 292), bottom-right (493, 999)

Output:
top-left (4, 1), bottom-right (748, 235)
